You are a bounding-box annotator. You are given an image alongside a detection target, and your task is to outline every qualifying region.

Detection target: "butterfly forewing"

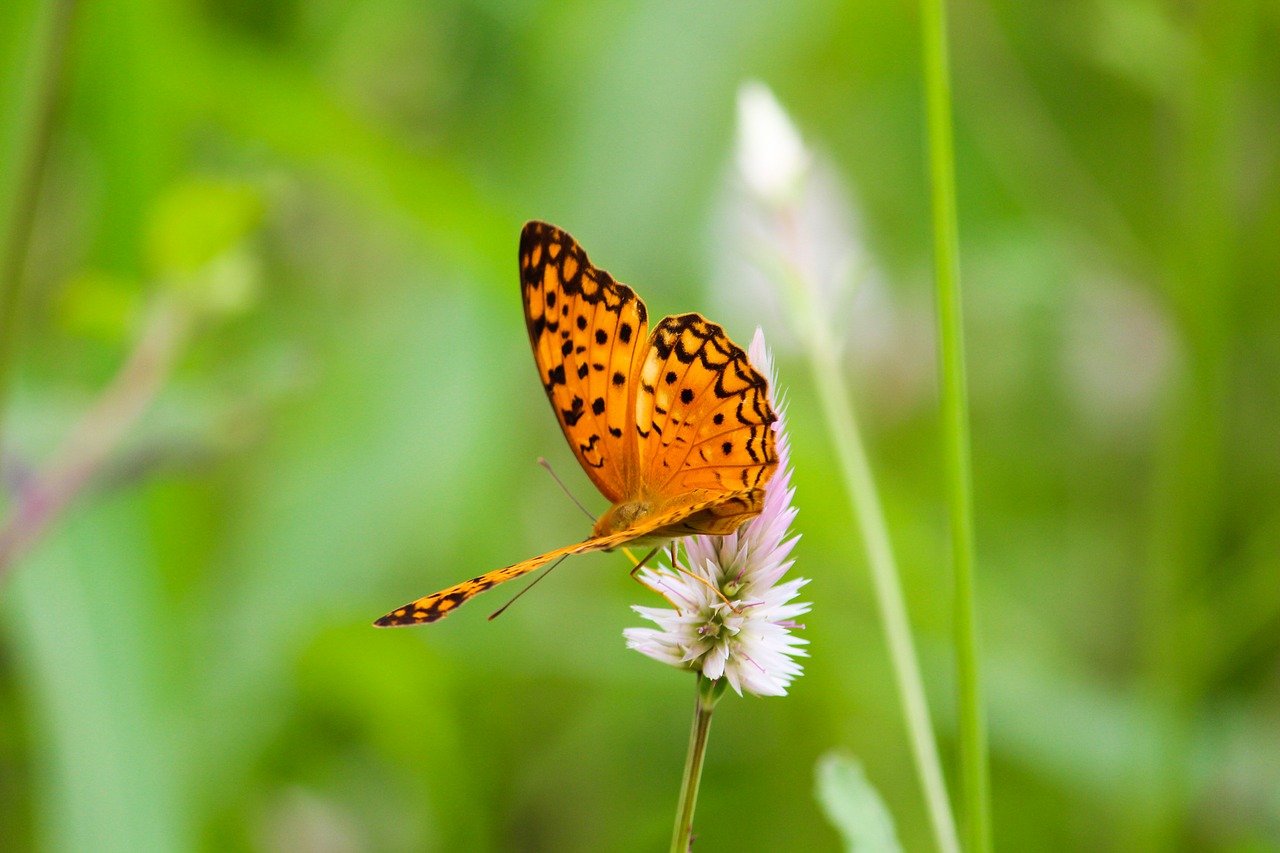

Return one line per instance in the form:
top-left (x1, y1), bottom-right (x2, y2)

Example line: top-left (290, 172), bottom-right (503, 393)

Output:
top-left (373, 488), bottom-right (762, 625)
top-left (375, 533), bottom-right (623, 626)
top-left (635, 313), bottom-right (777, 497)
top-left (520, 222), bottom-right (648, 502)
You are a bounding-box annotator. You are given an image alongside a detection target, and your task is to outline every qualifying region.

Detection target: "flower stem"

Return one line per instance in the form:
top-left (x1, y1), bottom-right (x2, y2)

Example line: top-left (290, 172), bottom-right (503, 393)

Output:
top-left (920, 0), bottom-right (992, 849)
top-left (767, 210), bottom-right (959, 853)
top-left (802, 334), bottom-right (961, 853)
top-left (0, 297), bottom-right (191, 580)
top-left (670, 675), bottom-right (722, 853)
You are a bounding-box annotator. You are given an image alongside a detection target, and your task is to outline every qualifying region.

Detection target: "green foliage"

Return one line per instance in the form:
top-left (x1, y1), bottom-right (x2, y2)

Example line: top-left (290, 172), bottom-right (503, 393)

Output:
top-left (145, 180), bottom-right (264, 279)
top-left (146, 179), bottom-right (264, 317)
top-left (54, 271), bottom-right (141, 342)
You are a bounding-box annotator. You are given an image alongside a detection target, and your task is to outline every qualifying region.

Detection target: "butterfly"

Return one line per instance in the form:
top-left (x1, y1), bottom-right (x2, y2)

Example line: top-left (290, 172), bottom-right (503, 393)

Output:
top-left (375, 221), bottom-right (778, 626)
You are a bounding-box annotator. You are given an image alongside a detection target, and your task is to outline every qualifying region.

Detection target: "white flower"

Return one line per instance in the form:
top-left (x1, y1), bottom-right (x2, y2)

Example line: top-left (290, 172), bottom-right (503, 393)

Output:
top-left (624, 330), bottom-right (810, 697)
top-left (735, 81), bottom-right (811, 204)
top-left (714, 82), bottom-right (874, 357)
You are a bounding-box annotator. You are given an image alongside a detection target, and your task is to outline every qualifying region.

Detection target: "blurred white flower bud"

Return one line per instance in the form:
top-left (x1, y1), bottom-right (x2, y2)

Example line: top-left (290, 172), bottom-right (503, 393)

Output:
top-left (735, 81), bottom-right (811, 204)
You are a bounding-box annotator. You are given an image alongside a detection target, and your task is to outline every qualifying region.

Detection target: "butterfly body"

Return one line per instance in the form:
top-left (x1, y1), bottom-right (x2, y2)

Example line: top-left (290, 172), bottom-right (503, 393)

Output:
top-left (375, 222), bottom-right (777, 626)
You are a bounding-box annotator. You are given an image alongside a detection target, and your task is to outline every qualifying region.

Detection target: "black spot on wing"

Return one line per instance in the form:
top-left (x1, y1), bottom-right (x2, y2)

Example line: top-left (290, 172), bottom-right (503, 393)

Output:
top-left (562, 396), bottom-right (585, 426)
top-left (579, 434), bottom-right (605, 468)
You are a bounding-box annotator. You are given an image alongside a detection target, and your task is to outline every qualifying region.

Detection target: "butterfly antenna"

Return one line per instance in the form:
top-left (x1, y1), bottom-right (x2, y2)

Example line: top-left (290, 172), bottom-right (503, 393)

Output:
top-left (488, 554), bottom-right (571, 621)
top-left (538, 457), bottom-right (596, 522)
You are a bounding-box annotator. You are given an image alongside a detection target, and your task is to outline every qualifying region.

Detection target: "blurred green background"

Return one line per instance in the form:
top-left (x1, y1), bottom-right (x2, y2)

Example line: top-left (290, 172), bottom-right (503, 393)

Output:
top-left (1, 0), bottom-right (1278, 851)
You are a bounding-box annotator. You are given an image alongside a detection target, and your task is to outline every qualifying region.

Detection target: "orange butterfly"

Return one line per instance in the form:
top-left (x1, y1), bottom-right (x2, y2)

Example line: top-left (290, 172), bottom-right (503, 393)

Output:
top-left (375, 221), bottom-right (778, 626)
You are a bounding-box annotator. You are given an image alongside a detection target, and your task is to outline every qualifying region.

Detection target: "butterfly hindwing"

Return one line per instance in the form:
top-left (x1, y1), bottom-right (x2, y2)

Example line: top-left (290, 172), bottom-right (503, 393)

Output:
top-left (634, 313), bottom-right (777, 497)
top-left (520, 222), bottom-right (648, 503)
top-left (642, 486), bottom-right (771, 539)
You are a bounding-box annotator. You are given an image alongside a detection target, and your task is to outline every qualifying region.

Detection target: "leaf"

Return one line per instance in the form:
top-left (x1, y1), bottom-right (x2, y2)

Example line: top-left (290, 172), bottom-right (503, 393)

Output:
top-left (145, 178), bottom-right (263, 278)
top-left (56, 270), bottom-right (143, 342)
top-left (815, 751), bottom-right (903, 853)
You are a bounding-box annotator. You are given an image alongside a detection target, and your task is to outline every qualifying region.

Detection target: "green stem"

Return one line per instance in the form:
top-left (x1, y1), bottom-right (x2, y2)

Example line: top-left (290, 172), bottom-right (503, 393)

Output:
top-left (920, 0), bottom-right (991, 849)
top-left (766, 205), bottom-right (959, 853)
top-left (0, 298), bottom-right (191, 580)
top-left (803, 336), bottom-right (961, 853)
top-left (670, 675), bottom-right (722, 853)
top-left (0, 0), bottom-right (79, 449)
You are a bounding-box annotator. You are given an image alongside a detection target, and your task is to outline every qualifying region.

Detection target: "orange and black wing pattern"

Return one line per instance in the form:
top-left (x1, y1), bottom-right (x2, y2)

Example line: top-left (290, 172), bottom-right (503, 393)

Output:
top-left (520, 221), bottom-right (648, 503)
top-left (375, 222), bottom-right (778, 627)
top-left (635, 313), bottom-right (777, 497)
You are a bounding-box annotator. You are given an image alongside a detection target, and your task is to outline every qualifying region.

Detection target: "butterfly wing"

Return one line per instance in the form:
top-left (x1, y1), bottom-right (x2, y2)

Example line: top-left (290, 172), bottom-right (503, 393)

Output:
top-left (378, 229), bottom-right (777, 629)
top-left (520, 221), bottom-right (648, 503)
top-left (373, 487), bottom-right (767, 626)
top-left (374, 529), bottom-right (635, 626)
top-left (649, 486), bottom-right (770, 537)
top-left (634, 313), bottom-right (777, 500)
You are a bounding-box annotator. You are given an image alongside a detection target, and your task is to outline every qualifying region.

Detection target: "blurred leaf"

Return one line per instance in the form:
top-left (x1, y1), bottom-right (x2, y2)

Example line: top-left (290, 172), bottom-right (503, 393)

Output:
top-left (3, 500), bottom-right (195, 852)
top-left (194, 246), bottom-right (262, 317)
top-left (1084, 0), bottom-right (1189, 98)
top-left (54, 270), bottom-right (142, 342)
top-left (162, 21), bottom-right (512, 283)
top-left (815, 752), bottom-right (902, 853)
top-left (145, 178), bottom-right (264, 278)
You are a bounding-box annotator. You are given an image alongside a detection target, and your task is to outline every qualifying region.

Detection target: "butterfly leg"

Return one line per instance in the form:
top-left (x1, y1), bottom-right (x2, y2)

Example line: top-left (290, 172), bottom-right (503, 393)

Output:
top-left (627, 544), bottom-right (743, 614)
top-left (627, 546), bottom-right (661, 580)
top-left (627, 546), bottom-right (684, 608)
top-left (669, 551), bottom-right (744, 614)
